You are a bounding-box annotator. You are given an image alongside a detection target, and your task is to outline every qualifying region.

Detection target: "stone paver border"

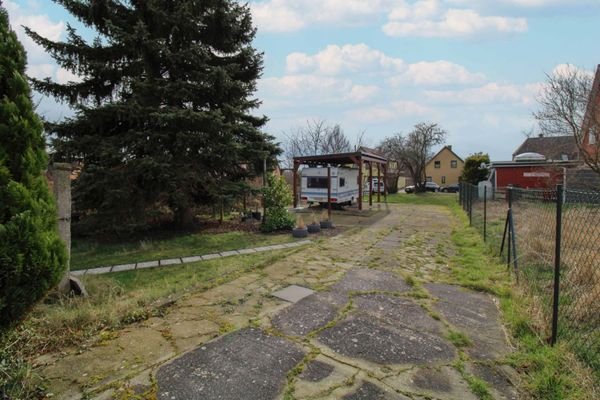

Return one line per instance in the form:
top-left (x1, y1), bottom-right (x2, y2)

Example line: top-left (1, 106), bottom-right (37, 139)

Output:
top-left (70, 240), bottom-right (311, 277)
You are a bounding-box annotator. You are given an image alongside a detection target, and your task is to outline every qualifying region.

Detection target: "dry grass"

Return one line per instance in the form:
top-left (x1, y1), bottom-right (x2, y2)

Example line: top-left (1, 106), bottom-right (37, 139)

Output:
top-left (477, 197), bottom-right (600, 382)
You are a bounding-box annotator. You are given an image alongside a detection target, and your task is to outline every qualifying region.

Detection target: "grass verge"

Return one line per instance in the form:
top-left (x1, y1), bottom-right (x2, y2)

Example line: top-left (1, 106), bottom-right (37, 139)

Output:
top-left (385, 192), bottom-right (458, 207)
top-left (448, 200), bottom-right (597, 399)
top-left (71, 230), bottom-right (297, 270)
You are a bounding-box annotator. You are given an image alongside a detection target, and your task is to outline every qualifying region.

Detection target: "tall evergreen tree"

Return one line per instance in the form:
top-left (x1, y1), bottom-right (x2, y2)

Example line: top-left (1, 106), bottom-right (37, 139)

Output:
top-left (26, 0), bottom-right (278, 233)
top-left (0, 5), bottom-right (67, 327)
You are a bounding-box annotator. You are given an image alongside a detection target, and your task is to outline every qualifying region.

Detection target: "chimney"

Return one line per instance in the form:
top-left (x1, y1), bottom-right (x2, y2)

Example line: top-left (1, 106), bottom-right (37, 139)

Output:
top-left (447, 145), bottom-right (452, 150)
top-left (538, 133), bottom-right (544, 138)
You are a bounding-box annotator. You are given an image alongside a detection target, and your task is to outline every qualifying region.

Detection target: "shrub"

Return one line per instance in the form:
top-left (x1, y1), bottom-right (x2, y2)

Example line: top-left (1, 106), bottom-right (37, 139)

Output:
top-left (261, 174), bottom-right (294, 232)
top-left (0, 6), bottom-right (67, 328)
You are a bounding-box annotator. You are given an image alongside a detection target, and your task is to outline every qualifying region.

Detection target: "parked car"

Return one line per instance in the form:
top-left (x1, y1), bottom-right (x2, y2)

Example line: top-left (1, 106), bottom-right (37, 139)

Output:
top-left (441, 184), bottom-right (460, 193)
top-left (364, 178), bottom-right (385, 194)
top-left (425, 182), bottom-right (440, 192)
top-left (405, 182), bottom-right (440, 193)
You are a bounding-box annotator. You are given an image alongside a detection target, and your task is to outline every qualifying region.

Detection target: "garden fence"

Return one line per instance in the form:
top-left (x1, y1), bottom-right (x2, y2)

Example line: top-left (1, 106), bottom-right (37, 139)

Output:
top-left (459, 182), bottom-right (600, 381)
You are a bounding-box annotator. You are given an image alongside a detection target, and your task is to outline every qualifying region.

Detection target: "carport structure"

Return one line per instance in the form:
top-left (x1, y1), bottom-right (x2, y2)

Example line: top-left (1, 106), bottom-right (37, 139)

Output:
top-left (292, 148), bottom-right (388, 211)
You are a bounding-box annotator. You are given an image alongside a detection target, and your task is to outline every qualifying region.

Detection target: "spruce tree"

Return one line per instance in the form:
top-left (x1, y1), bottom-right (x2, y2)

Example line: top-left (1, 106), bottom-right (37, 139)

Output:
top-left (26, 0), bottom-right (278, 233)
top-left (0, 6), bottom-right (67, 327)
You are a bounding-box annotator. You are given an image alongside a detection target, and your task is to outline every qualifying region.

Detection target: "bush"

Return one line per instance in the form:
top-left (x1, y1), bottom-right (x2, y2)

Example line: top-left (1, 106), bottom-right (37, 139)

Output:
top-left (261, 174), bottom-right (294, 232)
top-left (0, 7), bottom-right (67, 328)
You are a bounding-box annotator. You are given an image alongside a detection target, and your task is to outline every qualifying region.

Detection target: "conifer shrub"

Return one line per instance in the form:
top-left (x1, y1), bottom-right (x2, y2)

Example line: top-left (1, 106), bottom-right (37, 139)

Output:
top-left (0, 6), bottom-right (67, 328)
top-left (261, 174), bottom-right (294, 232)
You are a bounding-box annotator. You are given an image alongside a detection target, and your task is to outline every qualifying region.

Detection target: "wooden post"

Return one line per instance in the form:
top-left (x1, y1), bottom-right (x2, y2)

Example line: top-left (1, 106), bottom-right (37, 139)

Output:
top-left (358, 159), bottom-right (363, 211)
top-left (293, 160), bottom-right (299, 208)
top-left (327, 165), bottom-right (332, 221)
top-left (377, 163), bottom-right (381, 203)
top-left (383, 164), bottom-right (388, 202)
top-left (369, 161), bottom-right (373, 207)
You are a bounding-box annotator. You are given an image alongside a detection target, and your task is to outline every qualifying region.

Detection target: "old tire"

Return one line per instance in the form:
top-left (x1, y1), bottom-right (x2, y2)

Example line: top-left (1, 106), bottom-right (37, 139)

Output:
top-left (292, 228), bottom-right (308, 238)
top-left (320, 220), bottom-right (333, 229)
top-left (307, 223), bottom-right (321, 234)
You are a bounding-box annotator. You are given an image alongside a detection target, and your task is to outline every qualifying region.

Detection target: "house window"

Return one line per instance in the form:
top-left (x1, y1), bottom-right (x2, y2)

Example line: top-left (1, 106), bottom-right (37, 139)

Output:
top-left (307, 177), bottom-right (328, 189)
top-left (434, 160), bottom-right (441, 169)
top-left (451, 160), bottom-right (458, 168)
top-left (427, 176), bottom-right (432, 182)
top-left (442, 176), bottom-right (446, 184)
top-left (339, 177), bottom-right (346, 187)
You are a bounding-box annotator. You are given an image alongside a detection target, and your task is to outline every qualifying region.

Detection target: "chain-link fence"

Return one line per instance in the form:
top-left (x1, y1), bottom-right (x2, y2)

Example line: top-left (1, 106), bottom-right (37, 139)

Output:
top-left (459, 182), bottom-right (600, 382)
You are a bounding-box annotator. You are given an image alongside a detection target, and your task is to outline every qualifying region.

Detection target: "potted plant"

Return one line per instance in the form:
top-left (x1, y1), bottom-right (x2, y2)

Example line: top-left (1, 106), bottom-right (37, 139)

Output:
top-left (292, 216), bottom-right (308, 238)
top-left (320, 209), bottom-right (333, 229)
top-left (307, 213), bottom-right (321, 233)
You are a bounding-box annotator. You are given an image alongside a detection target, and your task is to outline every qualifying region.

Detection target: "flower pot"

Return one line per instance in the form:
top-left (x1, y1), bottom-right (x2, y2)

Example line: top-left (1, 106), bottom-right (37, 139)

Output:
top-left (251, 211), bottom-right (262, 220)
top-left (292, 227), bottom-right (308, 238)
top-left (320, 220), bottom-right (333, 229)
top-left (307, 223), bottom-right (321, 234)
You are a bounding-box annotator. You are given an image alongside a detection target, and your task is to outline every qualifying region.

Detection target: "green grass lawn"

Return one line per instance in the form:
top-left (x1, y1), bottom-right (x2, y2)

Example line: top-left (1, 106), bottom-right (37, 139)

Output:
top-left (384, 192), bottom-right (458, 207)
top-left (71, 230), bottom-right (298, 270)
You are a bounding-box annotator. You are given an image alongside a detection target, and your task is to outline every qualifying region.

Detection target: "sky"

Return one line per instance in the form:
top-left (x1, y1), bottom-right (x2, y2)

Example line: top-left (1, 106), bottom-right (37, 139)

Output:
top-left (4, 0), bottom-right (600, 161)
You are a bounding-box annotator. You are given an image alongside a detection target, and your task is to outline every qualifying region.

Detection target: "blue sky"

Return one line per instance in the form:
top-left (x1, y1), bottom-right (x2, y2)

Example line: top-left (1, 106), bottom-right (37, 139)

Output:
top-left (5, 0), bottom-right (600, 160)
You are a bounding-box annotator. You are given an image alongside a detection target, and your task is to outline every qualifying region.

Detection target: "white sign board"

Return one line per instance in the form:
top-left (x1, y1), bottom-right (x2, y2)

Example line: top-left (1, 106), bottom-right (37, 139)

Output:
top-left (523, 172), bottom-right (550, 178)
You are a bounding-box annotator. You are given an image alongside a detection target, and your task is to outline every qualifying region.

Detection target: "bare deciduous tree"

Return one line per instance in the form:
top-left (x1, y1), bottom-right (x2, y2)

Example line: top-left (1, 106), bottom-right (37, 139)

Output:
top-left (534, 65), bottom-right (600, 173)
top-left (281, 120), bottom-right (363, 167)
top-left (380, 122), bottom-right (447, 193)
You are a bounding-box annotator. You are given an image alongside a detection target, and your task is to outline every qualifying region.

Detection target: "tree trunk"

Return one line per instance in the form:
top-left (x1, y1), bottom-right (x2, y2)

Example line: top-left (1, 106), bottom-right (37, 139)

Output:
top-left (175, 206), bottom-right (195, 228)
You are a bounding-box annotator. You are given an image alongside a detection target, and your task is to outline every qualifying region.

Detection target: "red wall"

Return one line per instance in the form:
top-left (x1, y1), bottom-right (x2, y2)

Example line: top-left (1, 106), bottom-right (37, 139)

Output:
top-left (496, 165), bottom-right (564, 189)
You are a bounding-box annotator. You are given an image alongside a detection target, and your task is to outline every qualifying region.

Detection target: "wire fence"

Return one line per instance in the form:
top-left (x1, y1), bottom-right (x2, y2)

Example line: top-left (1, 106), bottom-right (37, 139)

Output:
top-left (459, 182), bottom-right (600, 382)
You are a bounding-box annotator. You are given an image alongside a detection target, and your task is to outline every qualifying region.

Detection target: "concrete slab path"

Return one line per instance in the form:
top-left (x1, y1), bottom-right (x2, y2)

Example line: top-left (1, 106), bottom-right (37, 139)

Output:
top-left (35, 205), bottom-right (518, 399)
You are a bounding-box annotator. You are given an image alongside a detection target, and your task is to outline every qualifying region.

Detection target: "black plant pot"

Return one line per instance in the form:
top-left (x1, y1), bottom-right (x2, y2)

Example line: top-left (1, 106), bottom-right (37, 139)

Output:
top-left (251, 211), bottom-right (262, 220)
top-left (320, 220), bottom-right (333, 229)
top-left (307, 223), bottom-right (321, 234)
top-left (292, 227), bottom-right (308, 238)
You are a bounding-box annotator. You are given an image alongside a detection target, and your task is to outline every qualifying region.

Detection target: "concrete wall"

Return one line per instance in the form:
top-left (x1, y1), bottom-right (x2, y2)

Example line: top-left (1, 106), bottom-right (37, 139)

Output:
top-left (50, 163), bottom-right (72, 292)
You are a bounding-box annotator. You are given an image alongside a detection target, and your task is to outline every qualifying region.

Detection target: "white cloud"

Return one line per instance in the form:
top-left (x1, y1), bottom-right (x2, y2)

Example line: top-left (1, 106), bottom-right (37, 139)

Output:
top-left (259, 74), bottom-right (384, 107)
top-left (348, 85), bottom-right (381, 103)
top-left (286, 44), bottom-right (484, 87)
top-left (250, 0), bottom-right (529, 37)
top-left (26, 63), bottom-right (54, 80)
top-left (383, 7), bottom-right (527, 37)
top-left (56, 67), bottom-right (82, 84)
top-left (390, 60), bottom-right (486, 86)
top-left (250, 0), bottom-right (395, 33)
top-left (425, 82), bottom-right (539, 105)
top-left (348, 100), bottom-right (432, 123)
top-left (286, 44), bottom-right (404, 76)
top-left (551, 63), bottom-right (594, 79)
top-left (4, 0), bottom-right (65, 62)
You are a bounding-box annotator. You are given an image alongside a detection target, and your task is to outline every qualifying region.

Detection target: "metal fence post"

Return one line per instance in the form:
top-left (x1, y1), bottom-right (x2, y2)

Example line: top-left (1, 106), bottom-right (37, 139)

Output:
top-left (507, 187), bottom-right (513, 269)
top-left (484, 185), bottom-right (487, 242)
top-left (551, 184), bottom-right (563, 346)
top-left (469, 184), bottom-right (473, 226)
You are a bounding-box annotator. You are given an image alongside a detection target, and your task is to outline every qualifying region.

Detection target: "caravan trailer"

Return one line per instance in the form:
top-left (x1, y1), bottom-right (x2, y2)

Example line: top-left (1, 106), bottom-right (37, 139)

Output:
top-left (300, 167), bottom-right (359, 206)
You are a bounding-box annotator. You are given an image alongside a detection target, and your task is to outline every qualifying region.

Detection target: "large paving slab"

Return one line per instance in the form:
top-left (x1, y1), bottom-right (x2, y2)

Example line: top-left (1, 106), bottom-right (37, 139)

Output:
top-left (331, 268), bottom-right (410, 294)
top-left (271, 291), bottom-right (348, 336)
top-left (341, 381), bottom-right (410, 400)
top-left (353, 294), bottom-right (443, 334)
top-left (156, 328), bottom-right (304, 400)
top-left (425, 283), bottom-right (511, 360)
top-left (317, 314), bottom-right (455, 365)
top-left (383, 366), bottom-right (479, 400)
